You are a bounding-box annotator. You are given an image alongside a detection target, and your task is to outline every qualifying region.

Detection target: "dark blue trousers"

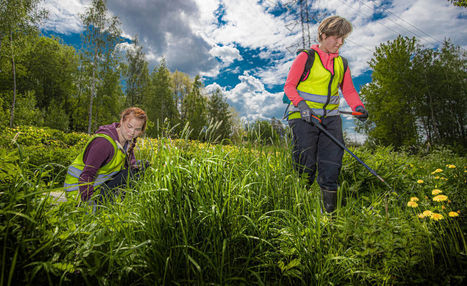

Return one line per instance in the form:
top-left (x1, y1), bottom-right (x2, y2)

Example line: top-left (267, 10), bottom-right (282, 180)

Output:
top-left (289, 116), bottom-right (344, 190)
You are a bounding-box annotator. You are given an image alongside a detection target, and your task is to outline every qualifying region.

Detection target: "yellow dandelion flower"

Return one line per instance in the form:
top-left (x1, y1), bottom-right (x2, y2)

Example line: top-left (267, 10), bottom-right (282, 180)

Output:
top-left (418, 213), bottom-right (426, 219)
top-left (423, 210), bottom-right (433, 217)
top-left (448, 164), bottom-right (456, 168)
top-left (410, 197), bottom-right (419, 202)
top-left (449, 212), bottom-right (459, 218)
top-left (434, 176), bottom-right (440, 179)
top-left (407, 201), bottom-right (418, 208)
top-left (430, 213), bottom-right (444, 221)
top-left (417, 179), bottom-right (424, 184)
top-left (431, 168), bottom-right (443, 174)
top-left (432, 189), bottom-right (442, 195)
top-left (433, 195), bottom-right (448, 202)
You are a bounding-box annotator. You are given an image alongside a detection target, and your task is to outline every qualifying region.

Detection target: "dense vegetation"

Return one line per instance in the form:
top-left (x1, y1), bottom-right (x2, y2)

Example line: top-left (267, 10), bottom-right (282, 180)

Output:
top-left (1, 126), bottom-right (466, 285)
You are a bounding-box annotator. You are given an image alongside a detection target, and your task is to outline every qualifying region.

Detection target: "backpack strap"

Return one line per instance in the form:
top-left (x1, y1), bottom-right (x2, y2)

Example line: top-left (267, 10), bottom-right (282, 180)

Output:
top-left (342, 56), bottom-right (348, 73)
top-left (297, 49), bottom-right (315, 82)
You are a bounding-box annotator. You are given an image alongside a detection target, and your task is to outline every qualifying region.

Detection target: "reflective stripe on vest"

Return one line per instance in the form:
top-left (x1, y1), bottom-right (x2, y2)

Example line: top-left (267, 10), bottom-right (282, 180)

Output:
top-left (288, 51), bottom-right (345, 120)
top-left (63, 133), bottom-right (126, 192)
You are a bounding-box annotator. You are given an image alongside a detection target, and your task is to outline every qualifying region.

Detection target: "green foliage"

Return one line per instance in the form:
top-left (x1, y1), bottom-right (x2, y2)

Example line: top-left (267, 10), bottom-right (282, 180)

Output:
top-left (182, 75), bottom-right (208, 139)
top-left (359, 37), bottom-right (467, 152)
top-left (448, 0), bottom-right (467, 7)
top-left (246, 119), bottom-right (285, 145)
top-left (145, 59), bottom-right (179, 137)
top-left (124, 36), bottom-right (150, 107)
top-left (80, 0), bottom-right (123, 133)
top-left (0, 126), bottom-right (466, 284)
top-left (207, 88), bottom-right (232, 142)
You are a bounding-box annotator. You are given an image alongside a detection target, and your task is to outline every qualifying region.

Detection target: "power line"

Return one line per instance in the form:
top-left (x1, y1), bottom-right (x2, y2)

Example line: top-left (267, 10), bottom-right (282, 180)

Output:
top-left (353, 0), bottom-right (443, 46)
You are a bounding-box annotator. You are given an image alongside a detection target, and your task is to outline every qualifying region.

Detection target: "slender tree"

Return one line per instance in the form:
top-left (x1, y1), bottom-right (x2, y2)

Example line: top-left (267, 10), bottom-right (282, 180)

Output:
top-left (80, 0), bottom-right (122, 133)
top-left (125, 36), bottom-right (149, 107)
top-left (207, 88), bottom-right (232, 141)
top-left (0, 0), bottom-right (46, 127)
top-left (145, 59), bottom-right (178, 136)
top-left (182, 75), bottom-right (207, 139)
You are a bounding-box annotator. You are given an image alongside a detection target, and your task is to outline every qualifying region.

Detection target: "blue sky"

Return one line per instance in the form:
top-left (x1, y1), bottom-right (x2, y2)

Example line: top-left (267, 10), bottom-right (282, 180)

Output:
top-left (39, 0), bottom-right (467, 142)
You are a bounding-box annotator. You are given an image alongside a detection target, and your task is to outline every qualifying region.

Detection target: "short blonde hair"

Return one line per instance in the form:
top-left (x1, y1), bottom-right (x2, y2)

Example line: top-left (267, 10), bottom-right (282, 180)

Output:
top-left (318, 16), bottom-right (352, 42)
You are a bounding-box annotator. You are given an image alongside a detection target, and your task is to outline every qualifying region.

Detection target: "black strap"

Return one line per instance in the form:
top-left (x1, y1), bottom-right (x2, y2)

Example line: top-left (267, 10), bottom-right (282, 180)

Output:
top-left (297, 49), bottom-right (315, 82)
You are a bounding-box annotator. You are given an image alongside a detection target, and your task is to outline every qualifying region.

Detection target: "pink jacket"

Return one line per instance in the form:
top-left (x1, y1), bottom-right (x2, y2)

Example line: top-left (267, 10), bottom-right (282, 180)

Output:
top-left (284, 44), bottom-right (364, 111)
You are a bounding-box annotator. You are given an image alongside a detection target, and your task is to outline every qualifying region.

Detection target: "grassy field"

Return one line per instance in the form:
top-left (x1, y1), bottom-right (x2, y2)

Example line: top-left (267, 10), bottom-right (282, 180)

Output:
top-left (1, 126), bottom-right (466, 285)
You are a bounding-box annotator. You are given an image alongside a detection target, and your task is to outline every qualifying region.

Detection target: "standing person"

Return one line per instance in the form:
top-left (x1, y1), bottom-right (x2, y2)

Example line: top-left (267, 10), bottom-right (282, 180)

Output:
top-left (64, 107), bottom-right (148, 203)
top-left (284, 16), bottom-right (368, 213)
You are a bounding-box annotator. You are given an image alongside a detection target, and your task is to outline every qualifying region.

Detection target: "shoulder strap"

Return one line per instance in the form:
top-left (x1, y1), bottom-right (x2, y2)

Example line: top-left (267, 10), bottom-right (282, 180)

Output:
top-left (297, 49), bottom-right (315, 82)
top-left (341, 56), bottom-right (348, 73)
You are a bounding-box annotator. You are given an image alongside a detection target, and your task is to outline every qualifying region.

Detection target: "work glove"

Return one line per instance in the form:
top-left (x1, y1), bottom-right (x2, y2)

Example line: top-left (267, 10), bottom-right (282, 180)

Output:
top-left (355, 105), bottom-right (369, 122)
top-left (298, 101), bottom-right (321, 126)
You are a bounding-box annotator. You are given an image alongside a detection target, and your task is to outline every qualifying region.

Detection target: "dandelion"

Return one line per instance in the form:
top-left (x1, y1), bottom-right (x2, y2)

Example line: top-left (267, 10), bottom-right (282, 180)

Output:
top-left (417, 179), bottom-right (424, 184)
top-left (448, 212), bottom-right (459, 218)
top-left (433, 195), bottom-right (448, 202)
top-left (407, 201), bottom-right (418, 208)
top-left (434, 176), bottom-right (440, 179)
top-left (418, 213), bottom-right (426, 219)
top-left (423, 210), bottom-right (433, 217)
top-left (410, 197), bottom-right (419, 202)
top-left (431, 168), bottom-right (443, 174)
top-left (430, 213), bottom-right (444, 221)
top-left (432, 189), bottom-right (442, 195)
top-left (447, 164), bottom-right (456, 169)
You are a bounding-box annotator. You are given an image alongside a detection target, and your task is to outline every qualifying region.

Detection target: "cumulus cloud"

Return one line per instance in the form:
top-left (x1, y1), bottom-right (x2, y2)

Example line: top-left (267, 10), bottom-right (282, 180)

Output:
top-left (39, 0), bottom-right (88, 34)
top-left (209, 45), bottom-right (243, 66)
top-left (224, 72), bottom-right (285, 121)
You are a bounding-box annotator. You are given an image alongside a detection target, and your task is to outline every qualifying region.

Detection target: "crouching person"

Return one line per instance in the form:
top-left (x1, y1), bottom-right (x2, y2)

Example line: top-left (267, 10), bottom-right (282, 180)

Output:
top-left (64, 107), bottom-right (148, 205)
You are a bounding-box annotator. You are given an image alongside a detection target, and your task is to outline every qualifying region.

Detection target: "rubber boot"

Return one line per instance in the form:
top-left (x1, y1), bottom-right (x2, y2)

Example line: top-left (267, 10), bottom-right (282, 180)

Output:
top-left (321, 188), bottom-right (337, 213)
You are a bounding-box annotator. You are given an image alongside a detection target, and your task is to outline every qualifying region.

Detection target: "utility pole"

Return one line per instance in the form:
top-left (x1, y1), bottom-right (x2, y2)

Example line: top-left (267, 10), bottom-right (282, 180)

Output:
top-left (284, 0), bottom-right (329, 52)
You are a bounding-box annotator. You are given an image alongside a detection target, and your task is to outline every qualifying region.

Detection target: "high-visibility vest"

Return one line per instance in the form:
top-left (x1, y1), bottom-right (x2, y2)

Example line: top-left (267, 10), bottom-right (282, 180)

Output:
top-left (288, 51), bottom-right (346, 119)
top-left (64, 133), bottom-right (126, 192)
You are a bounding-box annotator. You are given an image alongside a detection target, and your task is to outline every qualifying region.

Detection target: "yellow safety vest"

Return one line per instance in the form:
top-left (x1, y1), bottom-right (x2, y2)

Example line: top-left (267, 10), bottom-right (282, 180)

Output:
top-left (288, 51), bottom-right (345, 119)
top-left (64, 134), bottom-right (126, 192)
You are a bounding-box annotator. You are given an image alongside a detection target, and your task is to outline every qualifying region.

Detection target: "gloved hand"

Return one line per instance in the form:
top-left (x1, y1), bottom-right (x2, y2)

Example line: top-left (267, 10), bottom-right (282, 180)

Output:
top-left (298, 101), bottom-right (321, 126)
top-left (355, 105), bottom-right (368, 122)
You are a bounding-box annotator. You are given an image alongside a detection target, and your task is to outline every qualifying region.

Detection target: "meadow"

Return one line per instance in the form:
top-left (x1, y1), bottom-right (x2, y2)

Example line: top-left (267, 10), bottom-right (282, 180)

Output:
top-left (1, 126), bottom-right (466, 285)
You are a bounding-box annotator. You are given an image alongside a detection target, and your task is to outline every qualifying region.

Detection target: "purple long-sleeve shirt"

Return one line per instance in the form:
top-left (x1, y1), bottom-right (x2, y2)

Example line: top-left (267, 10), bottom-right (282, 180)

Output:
top-left (79, 122), bottom-right (136, 201)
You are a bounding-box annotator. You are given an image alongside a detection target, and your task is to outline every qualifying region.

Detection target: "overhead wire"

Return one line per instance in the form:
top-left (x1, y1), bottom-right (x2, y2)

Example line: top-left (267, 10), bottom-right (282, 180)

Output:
top-left (331, 0), bottom-right (442, 47)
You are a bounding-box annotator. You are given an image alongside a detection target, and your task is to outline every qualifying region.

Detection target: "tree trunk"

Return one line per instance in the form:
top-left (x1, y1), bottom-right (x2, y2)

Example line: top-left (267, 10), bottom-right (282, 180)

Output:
top-left (9, 31), bottom-right (17, 128)
top-left (88, 67), bottom-right (95, 134)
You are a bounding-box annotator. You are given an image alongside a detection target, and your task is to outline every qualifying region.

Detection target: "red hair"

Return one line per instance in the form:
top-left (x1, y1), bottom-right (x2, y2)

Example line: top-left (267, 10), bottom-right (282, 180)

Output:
top-left (120, 107), bottom-right (147, 132)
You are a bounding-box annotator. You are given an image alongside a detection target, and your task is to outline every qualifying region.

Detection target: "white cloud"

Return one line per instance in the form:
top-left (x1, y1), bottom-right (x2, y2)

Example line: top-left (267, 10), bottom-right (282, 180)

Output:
top-left (223, 72), bottom-right (285, 121)
top-left (39, 0), bottom-right (89, 34)
top-left (209, 45), bottom-right (242, 66)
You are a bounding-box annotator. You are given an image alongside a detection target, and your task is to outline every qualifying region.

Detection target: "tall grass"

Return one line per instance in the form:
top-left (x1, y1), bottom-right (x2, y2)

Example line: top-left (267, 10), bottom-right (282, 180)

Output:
top-left (0, 126), bottom-right (466, 285)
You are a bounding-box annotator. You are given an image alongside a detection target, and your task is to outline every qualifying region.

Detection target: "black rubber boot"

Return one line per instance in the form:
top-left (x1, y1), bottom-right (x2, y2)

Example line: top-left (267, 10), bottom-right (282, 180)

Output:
top-left (321, 188), bottom-right (337, 213)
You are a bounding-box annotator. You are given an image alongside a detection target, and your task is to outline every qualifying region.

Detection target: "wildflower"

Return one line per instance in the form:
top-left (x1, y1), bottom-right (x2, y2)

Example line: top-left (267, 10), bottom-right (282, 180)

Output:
top-left (410, 197), bottom-right (419, 202)
top-left (430, 213), bottom-right (444, 221)
top-left (431, 168), bottom-right (443, 174)
top-left (448, 164), bottom-right (456, 169)
top-left (432, 189), bottom-right (442, 195)
top-left (407, 201), bottom-right (418, 208)
top-left (423, 210), bottom-right (433, 217)
top-left (434, 176), bottom-right (440, 179)
top-left (433, 195), bottom-right (448, 202)
top-left (417, 179), bottom-right (424, 184)
top-left (442, 205), bottom-right (446, 210)
top-left (448, 212), bottom-right (459, 218)
top-left (418, 213), bottom-right (426, 219)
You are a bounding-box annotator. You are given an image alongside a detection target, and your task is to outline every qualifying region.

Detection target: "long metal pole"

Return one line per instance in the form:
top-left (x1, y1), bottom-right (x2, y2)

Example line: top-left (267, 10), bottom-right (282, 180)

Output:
top-left (313, 121), bottom-right (393, 191)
